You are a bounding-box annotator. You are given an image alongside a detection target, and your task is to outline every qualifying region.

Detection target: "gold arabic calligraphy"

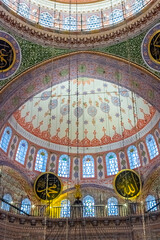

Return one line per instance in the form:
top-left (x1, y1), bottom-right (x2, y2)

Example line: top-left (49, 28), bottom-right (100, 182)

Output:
top-left (37, 184), bottom-right (58, 198)
top-left (0, 41), bottom-right (14, 71)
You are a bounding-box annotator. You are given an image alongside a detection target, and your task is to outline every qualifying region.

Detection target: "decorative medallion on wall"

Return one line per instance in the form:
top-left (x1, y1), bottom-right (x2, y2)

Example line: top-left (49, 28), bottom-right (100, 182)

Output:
top-left (114, 169), bottom-right (141, 200)
top-left (0, 31), bottom-right (21, 80)
top-left (142, 23), bottom-right (160, 72)
top-left (34, 172), bottom-right (62, 201)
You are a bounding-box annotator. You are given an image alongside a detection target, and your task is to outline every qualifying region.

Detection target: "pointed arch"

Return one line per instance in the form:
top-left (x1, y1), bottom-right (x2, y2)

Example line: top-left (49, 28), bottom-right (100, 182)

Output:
top-left (0, 126), bottom-right (12, 152)
top-left (58, 154), bottom-right (70, 178)
top-left (60, 199), bottom-right (70, 217)
top-left (127, 145), bottom-right (140, 169)
top-left (16, 139), bottom-right (28, 164)
top-left (146, 134), bottom-right (159, 160)
top-left (1, 193), bottom-right (12, 211)
top-left (87, 15), bottom-right (100, 30)
top-left (20, 198), bottom-right (31, 214)
top-left (35, 149), bottom-right (48, 172)
top-left (146, 195), bottom-right (157, 212)
top-left (18, 3), bottom-right (29, 18)
top-left (106, 152), bottom-right (118, 176)
top-left (39, 12), bottom-right (53, 27)
top-left (83, 155), bottom-right (94, 178)
top-left (108, 197), bottom-right (118, 216)
top-left (83, 195), bottom-right (95, 217)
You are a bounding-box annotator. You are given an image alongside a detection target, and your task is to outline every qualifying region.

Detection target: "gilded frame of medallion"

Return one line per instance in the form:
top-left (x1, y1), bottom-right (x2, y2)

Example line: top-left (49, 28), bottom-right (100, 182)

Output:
top-left (113, 169), bottom-right (142, 200)
top-left (148, 30), bottom-right (160, 65)
top-left (34, 171), bottom-right (63, 202)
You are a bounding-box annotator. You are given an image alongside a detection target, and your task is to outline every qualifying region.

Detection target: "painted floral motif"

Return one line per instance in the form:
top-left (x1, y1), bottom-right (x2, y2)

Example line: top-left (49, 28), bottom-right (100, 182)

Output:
top-left (60, 104), bottom-right (70, 115)
top-left (48, 99), bottom-right (58, 109)
top-left (100, 102), bottom-right (110, 113)
top-left (41, 91), bottom-right (51, 100)
top-left (87, 106), bottom-right (97, 117)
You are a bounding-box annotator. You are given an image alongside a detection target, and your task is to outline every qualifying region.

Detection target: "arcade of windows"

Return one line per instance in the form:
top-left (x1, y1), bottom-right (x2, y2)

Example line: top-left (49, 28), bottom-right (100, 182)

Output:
top-left (0, 126), bottom-right (159, 178)
top-left (1, 193), bottom-right (157, 216)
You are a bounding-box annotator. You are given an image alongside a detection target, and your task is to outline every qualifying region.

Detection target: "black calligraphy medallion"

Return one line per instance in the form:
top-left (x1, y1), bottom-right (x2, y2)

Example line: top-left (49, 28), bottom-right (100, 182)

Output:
top-left (149, 31), bottom-right (160, 64)
top-left (114, 169), bottom-right (141, 200)
top-left (34, 172), bottom-right (62, 201)
top-left (0, 38), bottom-right (15, 72)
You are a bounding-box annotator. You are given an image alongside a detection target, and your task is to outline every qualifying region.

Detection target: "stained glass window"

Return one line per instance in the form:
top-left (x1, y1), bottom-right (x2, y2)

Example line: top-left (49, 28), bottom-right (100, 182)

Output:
top-left (127, 145), bottom-right (140, 169)
top-left (106, 152), bottom-right (118, 176)
top-left (20, 198), bottom-right (31, 214)
top-left (108, 197), bottom-right (118, 216)
top-left (58, 154), bottom-right (70, 178)
top-left (146, 134), bottom-right (159, 160)
top-left (15, 140), bottom-right (28, 164)
top-left (109, 9), bottom-right (124, 25)
top-left (18, 3), bottom-right (29, 19)
top-left (1, 194), bottom-right (12, 211)
top-left (133, 0), bottom-right (144, 13)
top-left (60, 199), bottom-right (70, 217)
top-left (87, 15), bottom-right (100, 30)
top-left (39, 12), bottom-right (53, 28)
top-left (35, 149), bottom-right (48, 172)
top-left (83, 155), bottom-right (94, 178)
top-left (83, 195), bottom-right (95, 217)
top-left (63, 16), bottom-right (77, 31)
top-left (146, 195), bottom-right (157, 212)
top-left (0, 126), bottom-right (12, 152)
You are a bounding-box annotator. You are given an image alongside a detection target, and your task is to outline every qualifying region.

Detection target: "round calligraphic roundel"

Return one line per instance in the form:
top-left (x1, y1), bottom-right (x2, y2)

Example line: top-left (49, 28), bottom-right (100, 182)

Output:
top-left (34, 172), bottom-right (62, 201)
top-left (142, 23), bottom-right (160, 72)
top-left (114, 169), bottom-right (141, 200)
top-left (0, 31), bottom-right (21, 80)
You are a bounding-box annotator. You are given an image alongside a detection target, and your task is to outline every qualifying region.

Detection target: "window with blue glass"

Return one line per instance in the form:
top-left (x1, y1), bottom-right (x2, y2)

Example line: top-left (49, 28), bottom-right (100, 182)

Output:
top-left (0, 126), bottom-right (12, 152)
top-left (83, 195), bottom-right (95, 217)
top-left (106, 152), bottom-right (118, 176)
top-left (1, 194), bottom-right (12, 211)
top-left (127, 145), bottom-right (140, 169)
top-left (146, 195), bottom-right (157, 212)
top-left (109, 9), bottom-right (124, 25)
top-left (107, 197), bottom-right (118, 216)
top-left (58, 154), bottom-right (70, 178)
top-left (39, 12), bottom-right (53, 28)
top-left (63, 16), bottom-right (77, 31)
top-left (83, 155), bottom-right (94, 178)
top-left (87, 15), bottom-right (100, 30)
top-left (60, 199), bottom-right (70, 217)
top-left (16, 140), bottom-right (28, 164)
top-left (18, 3), bottom-right (29, 19)
top-left (20, 198), bottom-right (31, 214)
top-left (146, 134), bottom-right (159, 160)
top-left (133, 0), bottom-right (144, 13)
top-left (35, 149), bottom-right (48, 172)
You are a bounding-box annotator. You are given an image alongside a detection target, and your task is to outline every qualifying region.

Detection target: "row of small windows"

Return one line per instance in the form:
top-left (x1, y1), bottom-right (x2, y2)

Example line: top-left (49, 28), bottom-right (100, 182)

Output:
top-left (3, 0), bottom-right (146, 30)
top-left (0, 127), bottom-right (159, 177)
top-left (2, 194), bottom-right (156, 216)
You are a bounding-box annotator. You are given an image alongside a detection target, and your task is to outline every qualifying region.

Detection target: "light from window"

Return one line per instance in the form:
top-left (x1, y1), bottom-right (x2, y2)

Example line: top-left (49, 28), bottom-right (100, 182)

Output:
top-left (1, 194), bottom-right (12, 211)
top-left (127, 145), bottom-right (140, 169)
top-left (39, 12), bottom-right (53, 28)
top-left (58, 154), bottom-right (70, 178)
top-left (108, 197), bottom-right (118, 216)
top-left (146, 134), bottom-right (159, 160)
top-left (63, 16), bottom-right (77, 31)
top-left (146, 195), bottom-right (157, 212)
top-left (60, 199), bottom-right (70, 217)
top-left (87, 15), bottom-right (100, 30)
top-left (83, 195), bottom-right (95, 217)
top-left (133, 0), bottom-right (144, 13)
top-left (20, 198), bottom-right (31, 214)
top-left (83, 155), bottom-right (94, 178)
top-left (0, 126), bottom-right (12, 152)
top-left (16, 140), bottom-right (28, 164)
top-left (35, 149), bottom-right (48, 172)
top-left (18, 3), bottom-right (29, 18)
top-left (106, 152), bottom-right (118, 176)
top-left (109, 9), bottom-right (124, 25)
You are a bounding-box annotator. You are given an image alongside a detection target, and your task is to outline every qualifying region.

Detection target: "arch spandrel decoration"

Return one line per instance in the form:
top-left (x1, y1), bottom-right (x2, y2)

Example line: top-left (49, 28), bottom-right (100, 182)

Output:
top-left (0, 51), bottom-right (159, 131)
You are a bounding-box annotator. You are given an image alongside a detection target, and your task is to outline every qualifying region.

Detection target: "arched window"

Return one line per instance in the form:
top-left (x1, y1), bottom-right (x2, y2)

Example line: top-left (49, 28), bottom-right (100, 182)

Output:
top-left (0, 126), bottom-right (12, 152)
top-left (146, 134), bottom-right (159, 160)
top-left (107, 197), bottom-right (118, 216)
top-left (106, 152), bottom-right (118, 176)
top-left (127, 145), bottom-right (140, 169)
top-left (18, 3), bottom-right (29, 18)
top-left (109, 9), bottom-right (124, 25)
top-left (63, 16), bottom-right (77, 31)
top-left (1, 194), bottom-right (12, 211)
top-left (87, 15), bottom-right (100, 30)
top-left (35, 149), bottom-right (48, 172)
top-left (39, 12), bottom-right (53, 28)
top-left (16, 140), bottom-right (28, 164)
top-left (83, 195), bottom-right (95, 217)
top-left (60, 199), bottom-right (70, 217)
top-left (133, 0), bottom-right (144, 13)
top-left (146, 195), bottom-right (157, 212)
top-left (20, 198), bottom-right (31, 214)
top-left (83, 155), bottom-right (94, 178)
top-left (58, 154), bottom-right (70, 178)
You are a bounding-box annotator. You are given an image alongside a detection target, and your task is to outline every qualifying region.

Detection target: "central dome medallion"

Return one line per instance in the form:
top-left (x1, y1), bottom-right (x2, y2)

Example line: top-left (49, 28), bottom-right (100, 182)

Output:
top-left (12, 77), bottom-right (156, 153)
